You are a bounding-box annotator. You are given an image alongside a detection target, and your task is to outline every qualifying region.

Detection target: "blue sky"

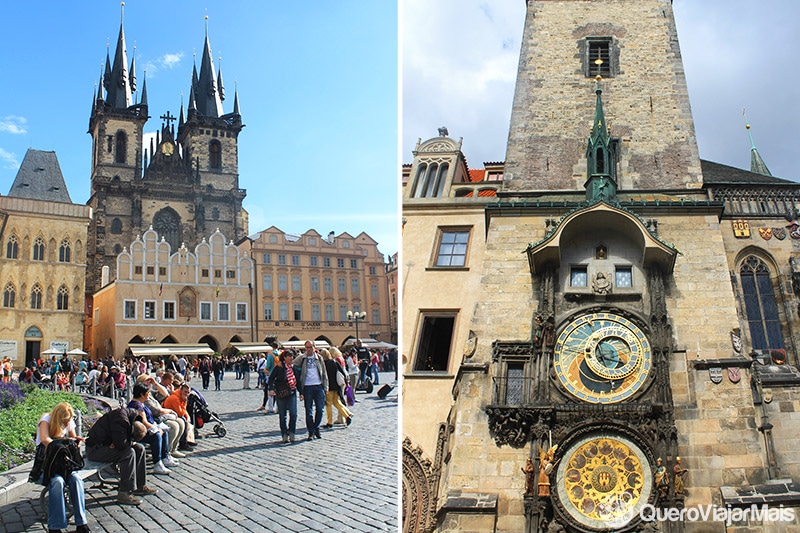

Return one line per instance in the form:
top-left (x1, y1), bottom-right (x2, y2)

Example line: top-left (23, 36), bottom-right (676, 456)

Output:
top-left (0, 2), bottom-right (398, 257)
top-left (403, 1), bottom-right (800, 183)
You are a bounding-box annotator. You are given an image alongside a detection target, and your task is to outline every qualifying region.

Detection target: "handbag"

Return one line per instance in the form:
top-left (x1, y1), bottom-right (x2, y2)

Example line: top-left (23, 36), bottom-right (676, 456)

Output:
top-left (274, 380), bottom-right (292, 399)
top-left (336, 369), bottom-right (347, 389)
top-left (345, 384), bottom-right (355, 406)
top-left (28, 443), bottom-right (46, 484)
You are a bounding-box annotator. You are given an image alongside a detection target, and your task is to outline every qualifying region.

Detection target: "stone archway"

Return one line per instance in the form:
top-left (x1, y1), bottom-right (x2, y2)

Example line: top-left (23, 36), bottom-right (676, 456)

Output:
top-left (402, 438), bottom-right (437, 533)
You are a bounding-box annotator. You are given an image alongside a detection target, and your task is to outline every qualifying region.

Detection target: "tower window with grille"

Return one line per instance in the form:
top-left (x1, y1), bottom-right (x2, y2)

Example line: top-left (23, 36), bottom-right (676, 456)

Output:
top-left (740, 256), bottom-right (784, 352)
top-left (586, 38), bottom-right (613, 77)
top-left (209, 140), bottom-right (222, 170)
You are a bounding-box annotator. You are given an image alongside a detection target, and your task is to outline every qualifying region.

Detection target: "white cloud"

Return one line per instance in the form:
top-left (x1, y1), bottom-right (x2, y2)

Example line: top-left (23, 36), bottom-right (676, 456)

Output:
top-left (0, 148), bottom-right (19, 169)
top-left (0, 116), bottom-right (27, 135)
top-left (141, 52), bottom-right (184, 77)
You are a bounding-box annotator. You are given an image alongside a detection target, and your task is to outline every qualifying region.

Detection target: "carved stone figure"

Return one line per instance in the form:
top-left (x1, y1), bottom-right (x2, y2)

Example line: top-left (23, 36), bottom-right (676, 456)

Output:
top-left (537, 445), bottom-right (558, 497)
top-left (592, 272), bottom-right (612, 294)
top-left (542, 317), bottom-right (556, 349)
top-left (522, 458), bottom-right (536, 495)
top-left (654, 458), bottom-right (669, 499)
top-left (533, 316), bottom-right (544, 349)
top-left (673, 457), bottom-right (688, 496)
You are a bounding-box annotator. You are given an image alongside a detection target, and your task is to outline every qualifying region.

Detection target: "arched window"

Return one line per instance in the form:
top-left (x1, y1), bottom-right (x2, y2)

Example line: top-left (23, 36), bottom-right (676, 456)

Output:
top-left (433, 163), bottom-right (449, 198)
top-left (153, 208), bottom-right (182, 252)
top-left (32, 237), bottom-right (44, 261)
top-left (59, 238), bottom-right (71, 262)
top-left (113, 244), bottom-right (122, 255)
top-left (30, 283), bottom-right (42, 309)
top-left (596, 148), bottom-right (605, 174)
top-left (212, 207), bottom-right (220, 220)
top-left (6, 235), bottom-right (17, 259)
top-left (111, 218), bottom-right (123, 234)
top-left (411, 163), bottom-right (428, 198)
top-left (209, 140), bottom-right (222, 170)
top-left (57, 285), bottom-right (69, 310)
top-left (740, 256), bottom-right (783, 351)
top-left (115, 131), bottom-right (127, 164)
top-left (3, 283), bottom-right (15, 308)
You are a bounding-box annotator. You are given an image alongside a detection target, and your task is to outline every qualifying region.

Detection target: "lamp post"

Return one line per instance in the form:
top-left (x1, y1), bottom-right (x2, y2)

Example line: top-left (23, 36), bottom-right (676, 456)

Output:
top-left (347, 310), bottom-right (367, 343)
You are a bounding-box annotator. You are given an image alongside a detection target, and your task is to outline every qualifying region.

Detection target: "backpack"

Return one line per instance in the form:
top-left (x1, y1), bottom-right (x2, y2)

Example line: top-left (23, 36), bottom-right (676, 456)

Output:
top-left (40, 439), bottom-right (84, 485)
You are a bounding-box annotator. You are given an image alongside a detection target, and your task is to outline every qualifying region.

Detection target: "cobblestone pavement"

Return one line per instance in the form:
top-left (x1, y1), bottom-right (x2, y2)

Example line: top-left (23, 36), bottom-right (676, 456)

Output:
top-left (0, 372), bottom-right (399, 532)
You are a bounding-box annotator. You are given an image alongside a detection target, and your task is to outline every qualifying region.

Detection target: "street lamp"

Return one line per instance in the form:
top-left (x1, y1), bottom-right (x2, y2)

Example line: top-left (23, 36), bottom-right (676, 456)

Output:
top-left (347, 310), bottom-right (367, 342)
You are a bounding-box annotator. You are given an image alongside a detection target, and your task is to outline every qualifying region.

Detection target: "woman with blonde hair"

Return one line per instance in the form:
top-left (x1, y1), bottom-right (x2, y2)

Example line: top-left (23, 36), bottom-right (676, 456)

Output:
top-left (36, 401), bottom-right (91, 533)
top-left (321, 348), bottom-right (353, 429)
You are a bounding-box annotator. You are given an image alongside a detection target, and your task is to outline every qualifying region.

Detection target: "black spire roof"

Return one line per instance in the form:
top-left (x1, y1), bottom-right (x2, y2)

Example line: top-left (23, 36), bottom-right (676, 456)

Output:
top-left (192, 18), bottom-right (224, 118)
top-left (8, 149), bottom-right (73, 203)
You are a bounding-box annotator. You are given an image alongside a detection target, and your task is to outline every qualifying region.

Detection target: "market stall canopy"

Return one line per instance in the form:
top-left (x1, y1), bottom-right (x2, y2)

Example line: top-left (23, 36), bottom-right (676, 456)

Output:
top-left (230, 343), bottom-right (275, 354)
top-left (128, 343), bottom-right (214, 358)
top-left (41, 348), bottom-right (63, 355)
top-left (67, 348), bottom-right (88, 356)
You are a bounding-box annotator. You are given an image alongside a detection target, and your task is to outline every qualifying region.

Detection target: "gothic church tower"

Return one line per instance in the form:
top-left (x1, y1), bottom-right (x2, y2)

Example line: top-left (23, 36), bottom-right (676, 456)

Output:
top-left (86, 8), bottom-right (247, 293)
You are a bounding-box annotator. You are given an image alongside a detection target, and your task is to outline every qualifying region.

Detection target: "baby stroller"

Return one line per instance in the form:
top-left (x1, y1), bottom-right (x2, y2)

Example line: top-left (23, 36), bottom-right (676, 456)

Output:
top-left (187, 387), bottom-right (227, 437)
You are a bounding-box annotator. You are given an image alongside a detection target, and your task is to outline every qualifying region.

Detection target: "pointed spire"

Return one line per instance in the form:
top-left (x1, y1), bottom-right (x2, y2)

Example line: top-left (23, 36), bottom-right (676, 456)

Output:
top-left (179, 94), bottom-right (185, 127)
top-left (103, 48), bottom-right (112, 93)
top-left (217, 55), bottom-right (225, 102)
top-left (140, 71), bottom-right (148, 106)
top-left (129, 45), bottom-right (137, 93)
top-left (746, 122), bottom-right (772, 177)
top-left (232, 84), bottom-right (240, 115)
top-left (104, 2), bottom-right (133, 108)
top-left (96, 73), bottom-right (104, 102)
top-left (194, 15), bottom-right (224, 117)
top-left (585, 76), bottom-right (617, 204)
top-left (188, 86), bottom-right (197, 111)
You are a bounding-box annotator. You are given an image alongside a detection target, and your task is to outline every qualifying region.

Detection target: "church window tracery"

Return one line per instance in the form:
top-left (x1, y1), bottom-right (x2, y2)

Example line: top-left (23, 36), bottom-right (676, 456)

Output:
top-left (153, 208), bottom-right (182, 252)
top-left (30, 283), bottom-right (42, 309)
top-left (32, 237), bottom-right (44, 261)
top-left (3, 283), bottom-right (15, 308)
top-left (57, 285), bottom-right (69, 310)
top-left (59, 238), bottom-right (71, 263)
top-left (740, 255), bottom-right (783, 352)
top-left (6, 235), bottom-right (18, 259)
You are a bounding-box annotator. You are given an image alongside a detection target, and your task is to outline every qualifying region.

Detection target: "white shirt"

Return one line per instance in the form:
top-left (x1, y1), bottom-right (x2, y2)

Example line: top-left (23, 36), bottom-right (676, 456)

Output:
top-left (303, 353), bottom-right (323, 386)
top-left (35, 413), bottom-right (76, 446)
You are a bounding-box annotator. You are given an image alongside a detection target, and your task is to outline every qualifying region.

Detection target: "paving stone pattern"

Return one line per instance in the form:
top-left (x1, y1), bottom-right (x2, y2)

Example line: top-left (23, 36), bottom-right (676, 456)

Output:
top-left (0, 373), bottom-right (399, 532)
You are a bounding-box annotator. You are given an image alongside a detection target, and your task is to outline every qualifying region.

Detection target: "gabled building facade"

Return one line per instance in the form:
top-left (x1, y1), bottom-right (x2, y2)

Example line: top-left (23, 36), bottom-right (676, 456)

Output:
top-left (0, 150), bottom-right (91, 367)
top-left (89, 227), bottom-right (254, 359)
top-left (402, 2), bottom-right (800, 532)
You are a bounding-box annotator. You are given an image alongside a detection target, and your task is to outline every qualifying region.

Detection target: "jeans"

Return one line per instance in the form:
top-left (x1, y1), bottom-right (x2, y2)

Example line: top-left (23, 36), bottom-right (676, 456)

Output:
top-left (140, 428), bottom-right (169, 463)
top-left (371, 363), bottom-right (380, 385)
top-left (214, 373), bottom-right (222, 390)
top-left (47, 472), bottom-right (87, 530)
top-left (302, 384), bottom-right (326, 435)
top-left (276, 393), bottom-right (297, 436)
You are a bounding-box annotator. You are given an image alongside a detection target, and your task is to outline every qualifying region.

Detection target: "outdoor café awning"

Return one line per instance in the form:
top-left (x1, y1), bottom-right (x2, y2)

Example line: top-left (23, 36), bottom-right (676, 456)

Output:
top-left (230, 343), bottom-right (275, 354)
top-left (278, 340), bottom-right (332, 350)
top-left (128, 343), bottom-right (214, 358)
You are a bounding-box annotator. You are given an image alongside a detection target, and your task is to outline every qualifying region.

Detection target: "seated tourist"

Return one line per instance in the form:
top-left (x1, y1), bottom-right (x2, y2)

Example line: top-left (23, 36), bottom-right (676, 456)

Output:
top-left (85, 407), bottom-right (157, 505)
top-left (128, 384), bottom-right (177, 474)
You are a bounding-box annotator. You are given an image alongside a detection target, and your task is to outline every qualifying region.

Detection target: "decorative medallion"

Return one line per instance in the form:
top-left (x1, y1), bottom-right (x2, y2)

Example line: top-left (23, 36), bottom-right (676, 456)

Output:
top-left (556, 435), bottom-right (652, 531)
top-left (708, 367), bottom-right (723, 384)
top-left (789, 222), bottom-right (800, 240)
top-left (763, 390), bottom-right (773, 404)
top-left (773, 227), bottom-right (787, 240)
top-left (758, 227), bottom-right (773, 240)
top-left (554, 313), bottom-right (652, 404)
top-left (727, 367), bottom-right (741, 384)
top-left (732, 219), bottom-right (750, 238)
top-left (730, 328), bottom-right (742, 354)
top-left (771, 349), bottom-right (787, 365)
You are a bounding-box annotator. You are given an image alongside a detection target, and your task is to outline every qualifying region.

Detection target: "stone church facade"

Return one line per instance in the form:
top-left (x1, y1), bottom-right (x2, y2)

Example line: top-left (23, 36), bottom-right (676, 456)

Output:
top-left (402, 2), bottom-right (800, 532)
top-left (86, 16), bottom-right (247, 294)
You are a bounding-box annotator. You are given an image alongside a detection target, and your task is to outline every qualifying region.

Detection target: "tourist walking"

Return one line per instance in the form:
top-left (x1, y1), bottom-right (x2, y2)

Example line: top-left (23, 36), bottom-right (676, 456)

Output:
top-left (267, 350), bottom-right (298, 443)
top-left (296, 340), bottom-right (328, 441)
top-left (321, 348), bottom-right (353, 428)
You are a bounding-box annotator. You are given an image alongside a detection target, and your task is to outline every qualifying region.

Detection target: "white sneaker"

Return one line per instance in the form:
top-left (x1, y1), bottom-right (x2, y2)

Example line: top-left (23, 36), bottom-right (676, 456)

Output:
top-left (163, 456), bottom-right (179, 467)
top-left (153, 462), bottom-right (171, 475)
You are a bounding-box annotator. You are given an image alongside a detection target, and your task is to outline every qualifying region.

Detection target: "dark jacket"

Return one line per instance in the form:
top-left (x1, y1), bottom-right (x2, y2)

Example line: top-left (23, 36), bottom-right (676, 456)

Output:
top-left (85, 407), bottom-right (139, 450)
top-left (324, 359), bottom-right (348, 393)
top-left (267, 364), bottom-right (299, 393)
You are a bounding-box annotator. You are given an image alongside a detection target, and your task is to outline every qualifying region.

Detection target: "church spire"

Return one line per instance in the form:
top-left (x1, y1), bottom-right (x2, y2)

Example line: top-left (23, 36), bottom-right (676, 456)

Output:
top-left (104, 2), bottom-right (133, 109)
top-left (139, 71), bottom-right (148, 107)
top-left (233, 84), bottom-right (240, 115)
top-left (746, 122), bottom-right (772, 177)
top-left (585, 75), bottom-right (617, 204)
top-left (194, 15), bottom-right (224, 117)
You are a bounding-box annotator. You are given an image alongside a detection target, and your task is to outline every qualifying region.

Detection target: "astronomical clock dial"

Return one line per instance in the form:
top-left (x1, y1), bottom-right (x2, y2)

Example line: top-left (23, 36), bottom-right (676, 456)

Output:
top-left (553, 313), bottom-right (652, 404)
top-left (556, 435), bottom-right (653, 531)
top-left (161, 141), bottom-right (175, 156)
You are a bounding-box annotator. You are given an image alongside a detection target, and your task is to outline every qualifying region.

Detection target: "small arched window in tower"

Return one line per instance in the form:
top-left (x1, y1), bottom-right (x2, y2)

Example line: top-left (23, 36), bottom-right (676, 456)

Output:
top-left (115, 131), bottom-right (127, 164)
top-left (3, 283), bottom-right (15, 308)
top-left (212, 207), bottom-right (220, 220)
top-left (596, 148), bottom-right (605, 175)
top-left (59, 238), bottom-right (71, 262)
top-left (30, 283), bottom-right (42, 310)
top-left (57, 285), bottom-right (69, 310)
top-left (6, 235), bottom-right (17, 259)
top-left (209, 140), bottom-right (222, 170)
top-left (32, 237), bottom-right (44, 261)
top-left (411, 163), bottom-right (428, 198)
top-left (111, 218), bottom-right (122, 234)
top-left (422, 163), bottom-right (440, 198)
top-left (740, 255), bottom-right (784, 352)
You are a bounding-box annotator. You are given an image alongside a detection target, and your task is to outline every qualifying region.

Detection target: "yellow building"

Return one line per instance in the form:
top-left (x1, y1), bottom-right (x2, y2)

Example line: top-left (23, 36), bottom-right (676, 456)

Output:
top-left (89, 226), bottom-right (254, 359)
top-left (0, 149), bottom-right (91, 367)
top-left (240, 227), bottom-right (392, 347)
